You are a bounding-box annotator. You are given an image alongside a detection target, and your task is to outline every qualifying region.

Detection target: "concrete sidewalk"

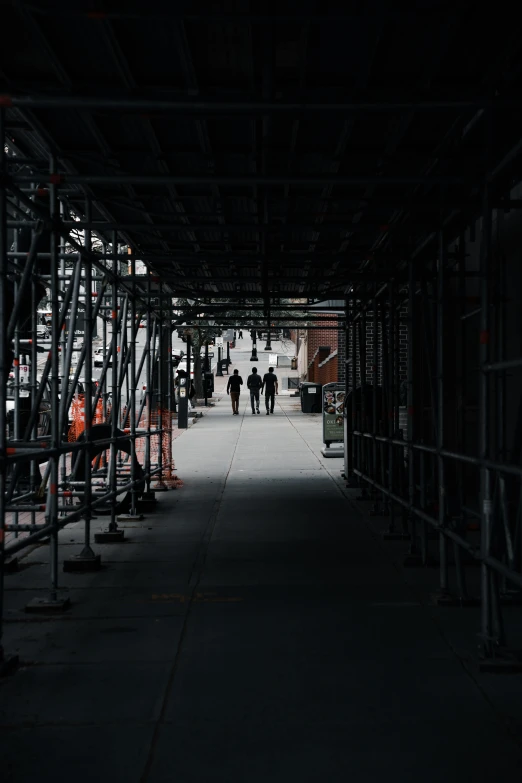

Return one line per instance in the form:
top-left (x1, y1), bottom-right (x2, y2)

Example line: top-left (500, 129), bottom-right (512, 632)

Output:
top-left (1, 339), bottom-right (522, 781)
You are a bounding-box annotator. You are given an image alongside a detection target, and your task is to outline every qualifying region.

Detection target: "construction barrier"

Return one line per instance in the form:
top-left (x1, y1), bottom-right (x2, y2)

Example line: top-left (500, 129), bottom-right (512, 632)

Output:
top-left (69, 398), bottom-right (182, 489)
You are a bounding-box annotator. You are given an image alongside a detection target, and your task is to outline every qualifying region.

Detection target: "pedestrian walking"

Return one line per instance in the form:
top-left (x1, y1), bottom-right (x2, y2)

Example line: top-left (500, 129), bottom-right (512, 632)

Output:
top-left (227, 368), bottom-right (243, 415)
top-left (261, 366), bottom-right (279, 414)
top-left (238, 329), bottom-right (243, 338)
top-left (247, 367), bottom-right (262, 414)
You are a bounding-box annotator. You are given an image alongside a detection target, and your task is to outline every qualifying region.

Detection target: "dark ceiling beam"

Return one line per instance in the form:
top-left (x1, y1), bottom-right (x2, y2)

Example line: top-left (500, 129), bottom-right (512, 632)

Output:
top-left (12, 173), bottom-right (471, 185)
top-left (97, 16), bottom-right (201, 264)
top-left (4, 96), bottom-right (519, 112)
top-left (26, 9), bottom-right (469, 22)
top-left (282, 11), bottom-right (310, 257)
top-left (317, 15), bottom-right (386, 280)
top-left (171, 17), bottom-right (232, 264)
top-left (1, 9), bottom-right (141, 256)
top-left (5, 220), bottom-right (409, 234)
top-left (49, 199), bottom-right (521, 217)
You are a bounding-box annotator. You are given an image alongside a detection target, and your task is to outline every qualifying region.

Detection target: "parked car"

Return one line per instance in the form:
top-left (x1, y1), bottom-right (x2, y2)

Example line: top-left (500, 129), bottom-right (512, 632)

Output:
top-left (175, 360), bottom-right (194, 380)
top-left (36, 324), bottom-right (50, 340)
top-left (93, 347), bottom-right (112, 367)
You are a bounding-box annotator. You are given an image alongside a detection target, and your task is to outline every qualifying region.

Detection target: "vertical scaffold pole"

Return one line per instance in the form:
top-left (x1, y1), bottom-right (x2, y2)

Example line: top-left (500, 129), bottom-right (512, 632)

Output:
top-left (351, 296), bottom-right (357, 483)
top-left (12, 198), bottom-right (20, 538)
top-left (407, 258), bottom-right (417, 556)
top-left (479, 181), bottom-right (495, 657)
top-left (109, 233), bottom-right (119, 534)
top-left (387, 283), bottom-right (395, 532)
top-left (102, 244), bottom-right (108, 429)
top-left (372, 288), bottom-right (379, 513)
top-left (0, 108), bottom-right (9, 666)
top-left (154, 291), bottom-right (167, 490)
top-left (48, 156), bottom-right (60, 600)
top-left (129, 253), bottom-right (138, 516)
top-left (145, 269), bottom-right (152, 491)
top-left (59, 202), bottom-right (67, 502)
top-left (344, 297), bottom-right (352, 482)
top-left (81, 198), bottom-right (96, 560)
top-left (437, 230), bottom-right (448, 595)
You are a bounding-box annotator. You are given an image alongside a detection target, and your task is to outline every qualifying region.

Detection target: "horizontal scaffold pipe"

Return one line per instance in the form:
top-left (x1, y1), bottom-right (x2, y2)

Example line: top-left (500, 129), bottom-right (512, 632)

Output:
top-left (3, 179), bottom-right (174, 311)
top-left (3, 466), bottom-right (166, 559)
top-left (1, 430), bottom-right (166, 466)
top-left (11, 174), bottom-right (472, 186)
top-left (353, 468), bottom-right (522, 590)
top-left (351, 430), bottom-right (522, 478)
top-left (2, 95), bottom-right (520, 112)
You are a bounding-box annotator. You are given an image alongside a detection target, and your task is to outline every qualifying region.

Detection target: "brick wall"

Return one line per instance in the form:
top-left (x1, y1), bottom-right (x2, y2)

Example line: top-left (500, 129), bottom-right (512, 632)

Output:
top-left (305, 315), bottom-right (339, 382)
top-left (307, 318), bottom-right (338, 361)
top-left (338, 327), bottom-right (346, 383)
top-left (308, 346), bottom-right (331, 382)
top-left (318, 350), bottom-right (339, 384)
top-left (346, 306), bottom-right (408, 392)
top-left (302, 308), bottom-right (408, 390)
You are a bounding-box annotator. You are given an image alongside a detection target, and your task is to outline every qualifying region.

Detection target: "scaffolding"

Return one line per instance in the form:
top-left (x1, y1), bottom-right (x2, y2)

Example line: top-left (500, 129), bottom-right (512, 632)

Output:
top-left (2, 75), bottom-right (522, 677)
top-left (344, 169), bottom-right (522, 669)
top-left (0, 132), bottom-right (181, 670)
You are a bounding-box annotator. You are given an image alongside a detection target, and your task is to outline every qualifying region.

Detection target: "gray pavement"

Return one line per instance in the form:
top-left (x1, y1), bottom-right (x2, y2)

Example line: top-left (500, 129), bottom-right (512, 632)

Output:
top-left (2, 338), bottom-right (522, 781)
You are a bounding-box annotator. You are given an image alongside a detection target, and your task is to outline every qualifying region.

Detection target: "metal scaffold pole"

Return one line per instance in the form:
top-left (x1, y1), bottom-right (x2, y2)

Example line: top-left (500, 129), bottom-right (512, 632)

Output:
top-left (0, 108), bottom-right (16, 671)
top-left (437, 230), bottom-right (449, 597)
top-left (479, 181), bottom-right (494, 657)
top-left (145, 270), bottom-right (152, 493)
top-left (38, 156), bottom-right (69, 610)
top-left (128, 253), bottom-right (140, 519)
top-left (406, 258), bottom-right (418, 561)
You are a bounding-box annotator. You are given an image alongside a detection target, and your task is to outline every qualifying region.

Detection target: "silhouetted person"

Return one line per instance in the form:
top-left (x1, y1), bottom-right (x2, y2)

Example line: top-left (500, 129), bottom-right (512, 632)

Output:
top-left (261, 366), bottom-right (279, 414)
top-left (238, 329), bottom-right (243, 338)
top-left (227, 368), bottom-right (243, 415)
top-left (247, 367), bottom-right (262, 414)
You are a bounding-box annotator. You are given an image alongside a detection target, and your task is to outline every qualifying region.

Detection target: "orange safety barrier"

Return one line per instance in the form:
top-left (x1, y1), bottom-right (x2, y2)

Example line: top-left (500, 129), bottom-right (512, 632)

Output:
top-left (68, 396), bottom-right (106, 442)
top-left (133, 407), bottom-right (183, 489)
top-left (68, 397), bottom-right (183, 488)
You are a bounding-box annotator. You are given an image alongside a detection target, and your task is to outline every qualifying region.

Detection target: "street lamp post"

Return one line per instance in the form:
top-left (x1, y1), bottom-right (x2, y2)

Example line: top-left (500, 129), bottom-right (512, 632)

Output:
top-left (264, 307), bottom-right (272, 351)
top-left (250, 328), bottom-right (258, 361)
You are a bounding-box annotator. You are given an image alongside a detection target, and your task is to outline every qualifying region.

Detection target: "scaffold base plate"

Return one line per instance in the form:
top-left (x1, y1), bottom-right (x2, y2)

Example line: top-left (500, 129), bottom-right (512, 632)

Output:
top-left (63, 554), bottom-right (102, 573)
top-left (25, 595), bottom-right (71, 614)
top-left (4, 557), bottom-right (19, 573)
top-left (117, 514), bottom-right (144, 522)
top-left (0, 654), bottom-right (19, 677)
top-left (95, 530), bottom-right (125, 543)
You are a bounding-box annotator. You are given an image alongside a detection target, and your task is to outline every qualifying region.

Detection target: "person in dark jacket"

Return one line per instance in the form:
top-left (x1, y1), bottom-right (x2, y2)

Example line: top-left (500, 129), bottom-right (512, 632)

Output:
top-left (227, 369), bottom-right (243, 415)
top-left (247, 367), bottom-right (262, 414)
top-left (261, 366), bottom-right (279, 414)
